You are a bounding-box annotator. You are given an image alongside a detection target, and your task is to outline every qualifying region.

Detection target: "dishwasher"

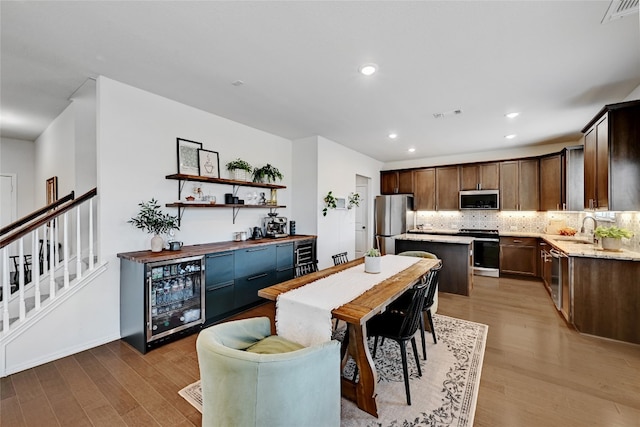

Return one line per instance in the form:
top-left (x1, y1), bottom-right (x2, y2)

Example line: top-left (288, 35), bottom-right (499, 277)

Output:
top-left (549, 248), bottom-right (566, 310)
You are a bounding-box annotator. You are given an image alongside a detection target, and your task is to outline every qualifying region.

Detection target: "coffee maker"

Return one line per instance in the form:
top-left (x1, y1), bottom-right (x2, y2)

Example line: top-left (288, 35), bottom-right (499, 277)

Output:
top-left (263, 213), bottom-right (288, 238)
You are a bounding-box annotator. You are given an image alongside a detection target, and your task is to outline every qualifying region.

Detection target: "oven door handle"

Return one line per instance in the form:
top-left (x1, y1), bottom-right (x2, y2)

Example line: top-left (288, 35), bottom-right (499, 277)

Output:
top-left (474, 238), bottom-right (499, 242)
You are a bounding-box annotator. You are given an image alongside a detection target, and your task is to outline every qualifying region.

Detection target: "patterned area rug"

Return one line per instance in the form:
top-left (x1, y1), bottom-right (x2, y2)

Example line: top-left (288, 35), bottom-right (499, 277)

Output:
top-left (178, 314), bottom-right (487, 427)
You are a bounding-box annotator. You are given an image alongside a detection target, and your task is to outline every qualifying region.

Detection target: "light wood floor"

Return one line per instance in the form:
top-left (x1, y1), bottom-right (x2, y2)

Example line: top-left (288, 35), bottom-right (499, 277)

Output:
top-left (1, 276), bottom-right (639, 426)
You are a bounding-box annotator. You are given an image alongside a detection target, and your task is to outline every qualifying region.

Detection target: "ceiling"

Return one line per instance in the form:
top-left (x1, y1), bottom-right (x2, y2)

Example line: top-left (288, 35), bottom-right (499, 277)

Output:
top-left (1, 1), bottom-right (639, 162)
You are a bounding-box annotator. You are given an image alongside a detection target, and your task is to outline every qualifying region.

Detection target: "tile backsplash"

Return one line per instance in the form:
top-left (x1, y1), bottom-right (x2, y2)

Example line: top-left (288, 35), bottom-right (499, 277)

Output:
top-left (415, 210), bottom-right (640, 250)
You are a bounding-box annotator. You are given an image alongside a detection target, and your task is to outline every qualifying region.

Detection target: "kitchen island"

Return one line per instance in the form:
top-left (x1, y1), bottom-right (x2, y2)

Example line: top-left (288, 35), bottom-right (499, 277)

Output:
top-left (393, 233), bottom-right (474, 296)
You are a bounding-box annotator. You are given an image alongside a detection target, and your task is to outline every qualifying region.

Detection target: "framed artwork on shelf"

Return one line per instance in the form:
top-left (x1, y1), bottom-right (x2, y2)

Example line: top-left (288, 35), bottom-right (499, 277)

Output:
top-left (177, 138), bottom-right (203, 175)
top-left (198, 149), bottom-right (220, 178)
top-left (46, 176), bottom-right (58, 205)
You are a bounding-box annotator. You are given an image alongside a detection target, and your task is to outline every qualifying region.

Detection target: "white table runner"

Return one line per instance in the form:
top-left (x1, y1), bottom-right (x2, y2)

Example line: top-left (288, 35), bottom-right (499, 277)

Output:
top-left (276, 255), bottom-right (420, 346)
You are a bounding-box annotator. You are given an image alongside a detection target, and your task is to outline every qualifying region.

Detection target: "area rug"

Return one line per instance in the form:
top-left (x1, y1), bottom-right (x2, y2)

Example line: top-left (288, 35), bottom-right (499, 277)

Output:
top-left (178, 314), bottom-right (488, 427)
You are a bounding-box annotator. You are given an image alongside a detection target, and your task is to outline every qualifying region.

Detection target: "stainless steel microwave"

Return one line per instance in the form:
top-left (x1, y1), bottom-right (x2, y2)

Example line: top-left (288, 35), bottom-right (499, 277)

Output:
top-left (459, 190), bottom-right (499, 210)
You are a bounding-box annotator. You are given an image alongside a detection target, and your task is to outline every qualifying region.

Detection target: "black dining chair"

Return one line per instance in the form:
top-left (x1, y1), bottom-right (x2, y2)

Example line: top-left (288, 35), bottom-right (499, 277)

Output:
top-left (331, 252), bottom-right (349, 266)
top-left (295, 261), bottom-right (318, 277)
top-left (366, 278), bottom-right (429, 405)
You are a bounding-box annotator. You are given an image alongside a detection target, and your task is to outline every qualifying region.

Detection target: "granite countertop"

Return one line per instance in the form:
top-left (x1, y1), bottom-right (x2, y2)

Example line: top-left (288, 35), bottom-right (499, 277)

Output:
top-left (408, 229), bottom-right (640, 261)
top-left (393, 233), bottom-right (474, 245)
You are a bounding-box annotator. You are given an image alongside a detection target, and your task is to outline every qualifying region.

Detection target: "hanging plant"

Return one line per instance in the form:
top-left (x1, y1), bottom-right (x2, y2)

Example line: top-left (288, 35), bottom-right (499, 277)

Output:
top-left (348, 192), bottom-right (361, 210)
top-left (322, 191), bottom-right (337, 216)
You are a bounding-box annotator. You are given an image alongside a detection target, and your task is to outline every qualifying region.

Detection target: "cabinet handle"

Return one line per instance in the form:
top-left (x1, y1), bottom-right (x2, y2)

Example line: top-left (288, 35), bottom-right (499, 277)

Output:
top-left (276, 243), bottom-right (292, 248)
top-left (562, 203), bottom-right (566, 210)
top-left (513, 239), bottom-right (523, 243)
top-left (246, 247), bottom-right (268, 252)
top-left (247, 273), bottom-right (268, 281)
top-left (207, 252), bottom-right (232, 258)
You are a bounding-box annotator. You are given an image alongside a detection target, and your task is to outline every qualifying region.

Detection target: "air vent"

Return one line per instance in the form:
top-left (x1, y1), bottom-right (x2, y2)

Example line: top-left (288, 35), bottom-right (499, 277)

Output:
top-left (601, 0), bottom-right (639, 23)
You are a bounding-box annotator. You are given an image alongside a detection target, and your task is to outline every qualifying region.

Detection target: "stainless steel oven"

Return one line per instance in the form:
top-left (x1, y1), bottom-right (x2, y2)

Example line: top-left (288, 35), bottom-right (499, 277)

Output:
top-left (457, 229), bottom-right (500, 277)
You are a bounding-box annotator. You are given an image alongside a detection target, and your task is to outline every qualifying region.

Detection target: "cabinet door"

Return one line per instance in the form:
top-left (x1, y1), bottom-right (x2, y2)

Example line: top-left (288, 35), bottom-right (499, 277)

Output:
top-left (206, 282), bottom-right (234, 323)
top-left (381, 171), bottom-right (398, 194)
top-left (518, 159), bottom-right (539, 211)
top-left (276, 242), bottom-right (294, 282)
top-left (413, 168), bottom-right (436, 211)
top-left (234, 245), bottom-right (276, 278)
top-left (205, 251), bottom-right (234, 287)
top-left (540, 155), bottom-right (562, 211)
top-left (397, 170), bottom-right (414, 194)
top-left (235, 271), bottom-right (276, 307)
top-left (499, 161), bottom-right (519, 210)
top-left (479, 162), bottom-right (500, 190)
top-left (595, 116), bottom-right (609, 209)
top-left (435, 166), bottom-right (459, 210)
top-left (460, 164), bottom-right (480, 190)
top-left (583, 127), bottom-right (597, 209)
top-left (499, 237), bottom-right (538, 276)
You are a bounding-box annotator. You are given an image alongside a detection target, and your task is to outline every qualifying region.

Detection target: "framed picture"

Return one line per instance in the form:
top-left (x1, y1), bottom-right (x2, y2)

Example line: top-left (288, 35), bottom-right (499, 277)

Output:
top-left (198, 149), bottom-right (220, 178)
top-left (177, 138), bottom-right (203, 175)
top-left (335, 197), bottom-right (347, 209)
top-left (46, 176), bottom-right (58, 205)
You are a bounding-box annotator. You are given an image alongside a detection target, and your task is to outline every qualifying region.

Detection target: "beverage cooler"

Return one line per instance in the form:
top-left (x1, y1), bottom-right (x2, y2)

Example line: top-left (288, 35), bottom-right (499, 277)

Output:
top-left (120, 254), bottom-right (205, 354)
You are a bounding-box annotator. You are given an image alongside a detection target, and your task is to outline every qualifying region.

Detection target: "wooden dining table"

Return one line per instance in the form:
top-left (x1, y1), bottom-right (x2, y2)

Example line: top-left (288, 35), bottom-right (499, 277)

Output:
top-left (258, 256), bottom-right (439, 417)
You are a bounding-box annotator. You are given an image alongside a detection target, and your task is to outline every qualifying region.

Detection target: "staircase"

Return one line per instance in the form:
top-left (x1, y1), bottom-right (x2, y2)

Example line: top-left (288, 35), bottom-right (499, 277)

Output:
top-left (1, 189), bottom-right (105, 373)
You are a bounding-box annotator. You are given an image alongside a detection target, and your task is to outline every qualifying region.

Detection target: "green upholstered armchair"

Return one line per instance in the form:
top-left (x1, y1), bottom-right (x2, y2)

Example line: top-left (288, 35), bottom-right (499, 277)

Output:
top-left (196, 317), bottom-right (341, 427)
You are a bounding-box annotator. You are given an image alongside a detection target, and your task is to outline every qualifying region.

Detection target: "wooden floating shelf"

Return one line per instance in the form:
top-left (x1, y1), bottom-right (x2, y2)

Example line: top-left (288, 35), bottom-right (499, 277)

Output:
top-left (166, 203), bottom-right (286, 209)
top-left (165, 174), bottom-right (286, 190)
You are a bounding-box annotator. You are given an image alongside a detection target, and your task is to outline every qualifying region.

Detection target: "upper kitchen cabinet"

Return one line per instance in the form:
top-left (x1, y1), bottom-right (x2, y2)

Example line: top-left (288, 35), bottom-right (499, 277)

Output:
top-left (413, 168), bottom-right (436, 210)
top-left (381, 170), bottom-right (414, 194)
top-left (539, 154), bottom-right (562, 211)
top-left (460, 162), bottom-right (499, 190)
top-left (582, 100), bottom-right (640, 211)
top-left (500, 159), bottom-right (539, 211)
top-left (435, 166), bottom-right (460, 210)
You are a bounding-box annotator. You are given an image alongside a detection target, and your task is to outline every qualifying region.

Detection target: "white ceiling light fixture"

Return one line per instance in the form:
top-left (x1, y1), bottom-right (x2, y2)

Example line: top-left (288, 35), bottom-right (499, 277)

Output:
top-left (358, 63), bottom-right (378, 76)
top-left (505, 134), bottom-right (517, 139)
top-left (388, 133), bottom-right (398, 139)
top-left (408, 147), bottom-right (416, 153)
top-left (505, 112), bottom-right (520, 119)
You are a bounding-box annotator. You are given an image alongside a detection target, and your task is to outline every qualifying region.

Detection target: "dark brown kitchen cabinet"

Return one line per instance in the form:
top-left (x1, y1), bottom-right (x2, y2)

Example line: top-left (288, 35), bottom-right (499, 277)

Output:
top-left (413, 168), bottom-right (436, 210)
top-left (499, 237), bottom-right (538, 277)
top-left (500, 159), bottom-right (539, 211)
top-left (435, 166), bottom-right (460, 210)
top-left (381, 170), bottom-right (414, 194)
top-left (460, 162), bottom-right (499, 190)
top-left (582, 100), bottom-right (640, 211)
top-left (539, 154), bottom-right (562, 211)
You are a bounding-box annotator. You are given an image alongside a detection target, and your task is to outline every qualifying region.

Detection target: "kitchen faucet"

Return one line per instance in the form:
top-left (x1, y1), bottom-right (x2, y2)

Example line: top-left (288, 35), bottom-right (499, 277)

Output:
top-left (580, 216), bottom-right (598, 242)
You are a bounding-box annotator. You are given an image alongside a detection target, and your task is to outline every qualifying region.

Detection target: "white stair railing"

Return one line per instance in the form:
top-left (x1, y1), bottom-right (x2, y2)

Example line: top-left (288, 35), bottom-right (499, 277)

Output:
top-left (0, 188), bottom-right (98, 336)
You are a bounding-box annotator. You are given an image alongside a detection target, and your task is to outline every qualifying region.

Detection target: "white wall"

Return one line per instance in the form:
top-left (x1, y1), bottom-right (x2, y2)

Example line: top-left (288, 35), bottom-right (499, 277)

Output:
top-left (0, 138), bottom-right (36, 217)
top-left (73, 79), bottom-right (97, 194)
top-left (291, 137), bottom-right (318, 236)
top-left (623, 83), bottom-right (640, 101)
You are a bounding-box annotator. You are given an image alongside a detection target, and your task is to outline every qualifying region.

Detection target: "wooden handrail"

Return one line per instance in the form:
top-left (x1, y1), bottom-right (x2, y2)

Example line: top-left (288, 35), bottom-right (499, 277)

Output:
top-left (0, 191), bottom-right (75, 237)
top-left (0, 188), bottom-right (97, 249)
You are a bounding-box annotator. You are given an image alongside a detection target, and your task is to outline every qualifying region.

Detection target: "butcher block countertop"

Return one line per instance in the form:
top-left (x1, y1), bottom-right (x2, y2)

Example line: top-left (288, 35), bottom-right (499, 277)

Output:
top-left (393, 233), bottom-right (474, 245)
top-left (117, 234), bottom-right (316, 263)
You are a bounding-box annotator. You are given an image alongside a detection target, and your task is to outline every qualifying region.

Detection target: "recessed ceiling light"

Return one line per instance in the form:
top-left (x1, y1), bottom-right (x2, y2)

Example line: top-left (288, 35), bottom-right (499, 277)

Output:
top-left (505, 134), bottom-right (517, 139)
top-left (358, 63), bottom-right (378, 76)
top-left (505, 112), bottom-right (520, 119)
top-left (408, 147), bottom-right (416, 153)
top-left (388, 133), bottom-right (398, 139)
top-left (231, 80), bottom-right (244, 86)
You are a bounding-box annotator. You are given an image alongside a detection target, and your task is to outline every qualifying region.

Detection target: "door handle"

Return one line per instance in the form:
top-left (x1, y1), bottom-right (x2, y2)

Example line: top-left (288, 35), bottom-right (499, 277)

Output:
top-left (362, 226), bottom-right (365, 229)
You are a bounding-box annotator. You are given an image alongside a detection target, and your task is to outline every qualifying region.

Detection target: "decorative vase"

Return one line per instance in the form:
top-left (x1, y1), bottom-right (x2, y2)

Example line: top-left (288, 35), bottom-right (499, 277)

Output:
top-left (150, 234), bottom-right (164, 252)
top-left (269, 188), bottom-right (278, 205)
top-left (364, 256), bottom-right (381, 274)
top-left (232, 169), bottom-right (248, 181)
top-left (601, 237), bottom-right (622, 251)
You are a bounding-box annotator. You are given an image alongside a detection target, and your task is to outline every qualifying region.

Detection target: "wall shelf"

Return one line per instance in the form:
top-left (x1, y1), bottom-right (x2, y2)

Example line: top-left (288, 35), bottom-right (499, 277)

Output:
top-left (165, 174), bottom-right (286, 224)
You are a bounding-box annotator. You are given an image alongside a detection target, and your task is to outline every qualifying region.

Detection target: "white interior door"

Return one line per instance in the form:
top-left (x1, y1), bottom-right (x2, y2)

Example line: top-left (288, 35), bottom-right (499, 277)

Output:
top-left (355, 179), bottom-right (369, 258)
top-left (1, 174), bottom-right (17, 227)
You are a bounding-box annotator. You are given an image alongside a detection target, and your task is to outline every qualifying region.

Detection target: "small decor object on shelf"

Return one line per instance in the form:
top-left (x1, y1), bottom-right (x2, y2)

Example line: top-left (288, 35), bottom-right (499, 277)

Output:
top-left (364, 248), bottom-right (381, 274)
top-left (226, 158), bottom-right (253, 181)
top-left (594, 225), bottom-right (633, 251)
top-left (348, 192), bottom-right (361, 210)
top-left (197, 149), bottom-right (220, 178)
top-left (322, 191), bottom-right (337, 216)
top-left (128, 199), bottom-right (180, 252)
top-left (252, 163), bottom-right (283, 183)
top-left (177, 138), bottom-right (203, 175)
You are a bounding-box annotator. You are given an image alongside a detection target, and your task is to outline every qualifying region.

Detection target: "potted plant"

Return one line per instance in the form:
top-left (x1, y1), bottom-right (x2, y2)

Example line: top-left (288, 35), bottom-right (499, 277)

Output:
top-left (252, 163), bottom-right (284, 183)
top-left (364, 248), bottom-right (381, 274)
top-left (226, 158), bottom-right (253, 181)
top-left (322, 191), bottom-right (337, 216)
top-left (128, 199), bottom-right (180, 252)
top-left (594, 225), bottom-right (633, 251)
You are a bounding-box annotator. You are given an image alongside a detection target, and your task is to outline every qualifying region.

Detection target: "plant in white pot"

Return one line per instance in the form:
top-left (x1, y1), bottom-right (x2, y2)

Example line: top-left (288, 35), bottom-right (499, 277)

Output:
top-left (364, 248), bottom-right (381, 274)
top-left (128, 199), bottom-right (180, 252)
top-left (226, 158), bottom-right (253, 181)
top-left (594, 225), bottom-right (633, 251)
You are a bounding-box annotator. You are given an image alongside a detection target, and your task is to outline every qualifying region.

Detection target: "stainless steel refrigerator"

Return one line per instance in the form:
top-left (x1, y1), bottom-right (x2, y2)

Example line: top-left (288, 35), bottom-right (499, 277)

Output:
top-left (374, 195), bottom-right (415, 255)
